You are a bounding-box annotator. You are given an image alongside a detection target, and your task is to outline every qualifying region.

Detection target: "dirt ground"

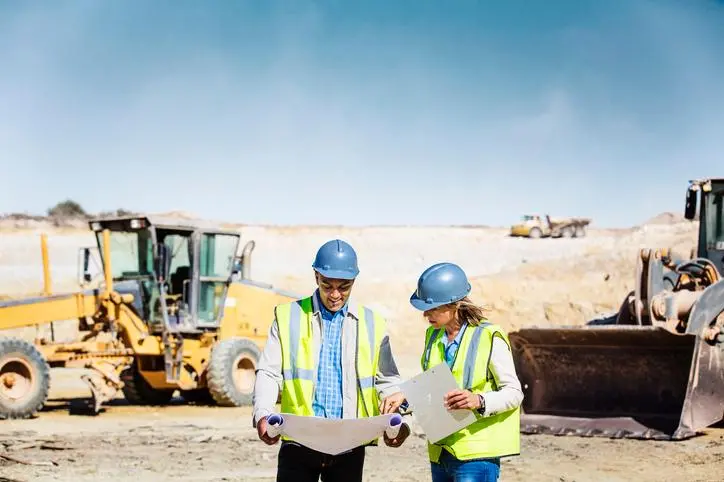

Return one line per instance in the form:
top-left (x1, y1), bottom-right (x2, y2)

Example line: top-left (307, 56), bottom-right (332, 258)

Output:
top-left (1, 370), bottom-right (723, 482)
top-left (2, 217), bottom-right (723, 481)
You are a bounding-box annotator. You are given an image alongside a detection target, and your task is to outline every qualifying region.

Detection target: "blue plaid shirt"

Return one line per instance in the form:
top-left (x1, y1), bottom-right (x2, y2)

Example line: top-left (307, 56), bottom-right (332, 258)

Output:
top-left (312, 290), bottom-right (347, 419)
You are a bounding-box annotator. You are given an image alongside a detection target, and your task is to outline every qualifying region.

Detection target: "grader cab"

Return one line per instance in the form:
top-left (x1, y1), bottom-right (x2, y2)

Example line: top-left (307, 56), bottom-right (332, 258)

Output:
top-left (510, 178), bottom-right (724, 440)
top-left (0, 215), bottom-right (299, 419)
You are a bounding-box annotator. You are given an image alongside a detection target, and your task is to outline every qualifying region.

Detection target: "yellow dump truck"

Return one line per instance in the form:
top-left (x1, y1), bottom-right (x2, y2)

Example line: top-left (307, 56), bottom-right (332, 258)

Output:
top-left (509, 214), bottom-right (591, 238)
top-left (0, 215), bottom-right (302, 418)
top-left (509, 178), bottom-right (724, 440)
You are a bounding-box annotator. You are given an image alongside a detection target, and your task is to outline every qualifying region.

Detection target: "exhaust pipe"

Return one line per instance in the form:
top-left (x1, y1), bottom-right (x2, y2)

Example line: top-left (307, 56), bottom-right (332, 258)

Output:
top-left (240, 240), bottom-right (255, 280)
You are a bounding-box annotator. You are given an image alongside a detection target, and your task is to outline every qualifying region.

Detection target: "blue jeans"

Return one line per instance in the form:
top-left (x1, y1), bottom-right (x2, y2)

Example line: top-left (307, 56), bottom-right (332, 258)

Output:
top-left (430, 449), bottom-right (500, 482)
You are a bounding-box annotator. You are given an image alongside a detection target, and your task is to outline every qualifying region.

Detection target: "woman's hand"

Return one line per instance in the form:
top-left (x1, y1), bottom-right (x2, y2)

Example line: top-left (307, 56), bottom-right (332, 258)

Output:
top-left (380, 391), bottom-right (406, 414)
top-left (444, 389), bottom-right (482, 410)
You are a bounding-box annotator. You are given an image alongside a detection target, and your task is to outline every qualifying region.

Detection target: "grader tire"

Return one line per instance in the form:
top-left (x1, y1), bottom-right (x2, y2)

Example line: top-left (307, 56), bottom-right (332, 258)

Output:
top-left (207, 338), bottom-right (260, 407)
top-left (0, 337), bottom-right (51, 420)
top-left (120, 362), bottom-right (175, 406)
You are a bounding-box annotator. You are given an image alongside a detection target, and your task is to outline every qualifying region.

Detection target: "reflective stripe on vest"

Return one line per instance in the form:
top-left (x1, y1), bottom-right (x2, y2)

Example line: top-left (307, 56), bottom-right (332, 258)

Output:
top-left (421, 322), bottom-right (521, 462)
top-left (276, 297), bottom-right (387, 438)
top-left (277, 297), bottom-right (315, 417)
top-left (356, 305), bottom-right (384, 417)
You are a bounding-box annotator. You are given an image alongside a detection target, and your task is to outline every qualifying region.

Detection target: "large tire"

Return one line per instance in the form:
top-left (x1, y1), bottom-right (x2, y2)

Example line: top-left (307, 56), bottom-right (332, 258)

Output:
top-left (528, 227), bottom-right (542, 239)
top-left (0, 337), bottom-right (51, 420)
top-left (207, 338), bottom-right (260, 407)
top-left (120, 362), bottom-right (175, 405)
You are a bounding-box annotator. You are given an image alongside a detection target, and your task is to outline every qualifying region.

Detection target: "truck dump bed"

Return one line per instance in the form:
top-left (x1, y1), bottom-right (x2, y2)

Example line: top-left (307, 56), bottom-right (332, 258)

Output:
top-left (547, 217), bottom-right (591, 227)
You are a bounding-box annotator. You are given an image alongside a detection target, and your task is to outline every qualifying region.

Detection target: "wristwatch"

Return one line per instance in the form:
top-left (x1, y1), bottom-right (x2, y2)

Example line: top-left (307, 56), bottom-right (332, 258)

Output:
top-left (476, 394), bottom-right (486, 415)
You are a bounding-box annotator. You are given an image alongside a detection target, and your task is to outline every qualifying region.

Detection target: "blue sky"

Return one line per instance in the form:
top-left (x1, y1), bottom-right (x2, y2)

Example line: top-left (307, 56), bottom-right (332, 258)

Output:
top-left (1, 0), bottom-right (723, 227)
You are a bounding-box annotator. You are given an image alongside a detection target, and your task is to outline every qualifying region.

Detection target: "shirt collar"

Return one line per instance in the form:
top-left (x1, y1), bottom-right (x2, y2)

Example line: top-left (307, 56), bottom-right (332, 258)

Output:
top-left (440, 323), bottom-right (467, 347)
top-left (312, 289), bottom-right (356, 320)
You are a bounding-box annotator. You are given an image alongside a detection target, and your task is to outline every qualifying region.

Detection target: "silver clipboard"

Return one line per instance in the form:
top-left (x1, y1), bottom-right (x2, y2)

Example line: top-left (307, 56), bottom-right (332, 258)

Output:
top-left (399, 362), bottom-right (478, 443)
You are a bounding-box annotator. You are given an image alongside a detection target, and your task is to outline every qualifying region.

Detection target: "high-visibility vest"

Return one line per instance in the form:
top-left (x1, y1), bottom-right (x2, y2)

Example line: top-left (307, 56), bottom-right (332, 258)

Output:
top-left (275, 296), bottom-right (387, 442)
top-left (421, 321), bottom-right (521, 462)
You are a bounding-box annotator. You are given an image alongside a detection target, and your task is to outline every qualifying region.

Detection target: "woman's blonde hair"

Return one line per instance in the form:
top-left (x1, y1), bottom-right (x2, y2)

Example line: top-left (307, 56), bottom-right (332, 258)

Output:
top-left (454, 296), bottom-right (490, 326)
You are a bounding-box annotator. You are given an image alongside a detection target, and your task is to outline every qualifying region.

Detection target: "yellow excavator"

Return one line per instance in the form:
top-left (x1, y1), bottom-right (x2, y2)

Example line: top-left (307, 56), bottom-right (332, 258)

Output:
top-left (509, 178), bottom-right (724, 440)
top-left (0, 215), bottom-right (299, 418)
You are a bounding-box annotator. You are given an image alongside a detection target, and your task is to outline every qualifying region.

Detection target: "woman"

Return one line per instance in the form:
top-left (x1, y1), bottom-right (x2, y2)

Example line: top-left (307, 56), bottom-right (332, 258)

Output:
top-left (381, 262), bottom-right (524, 482)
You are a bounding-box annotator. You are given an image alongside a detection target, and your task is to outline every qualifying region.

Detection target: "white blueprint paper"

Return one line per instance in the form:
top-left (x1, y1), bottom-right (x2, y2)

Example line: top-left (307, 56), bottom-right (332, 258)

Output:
top-left (265, 412), bottom-right (403, 455)
top-left (399, 362), bottom-right (478, 443)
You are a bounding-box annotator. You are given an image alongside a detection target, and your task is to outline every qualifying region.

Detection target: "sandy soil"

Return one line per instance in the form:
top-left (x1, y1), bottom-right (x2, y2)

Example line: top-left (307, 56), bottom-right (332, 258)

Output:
top-left (1, 395), bottom-right (722, 482)
top-left (2, 217), bottom-right (722, 481)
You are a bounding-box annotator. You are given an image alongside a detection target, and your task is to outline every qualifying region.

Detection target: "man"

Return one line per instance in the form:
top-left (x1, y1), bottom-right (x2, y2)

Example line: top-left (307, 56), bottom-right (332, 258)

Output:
top-left (252, 239), bottom-right (411, 482)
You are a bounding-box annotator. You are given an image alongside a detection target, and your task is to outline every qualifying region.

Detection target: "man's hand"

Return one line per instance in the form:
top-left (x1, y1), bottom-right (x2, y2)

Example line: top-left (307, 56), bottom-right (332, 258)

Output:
top-left (256, 416), bottom-right (281, 445)
top-left (383, 422), bottom-right (410, 448)
top-left (444, 389), bottom-right (482, 410)
top-left (379, 391), bottom-right (406, 414)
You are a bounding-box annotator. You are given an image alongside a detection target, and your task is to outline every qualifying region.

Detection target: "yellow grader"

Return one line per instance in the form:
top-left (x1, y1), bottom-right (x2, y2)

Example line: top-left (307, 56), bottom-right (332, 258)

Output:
top-left (0, 215), bottom-right (299, 419)
top-left (509, 178), bottom-right (724, 440)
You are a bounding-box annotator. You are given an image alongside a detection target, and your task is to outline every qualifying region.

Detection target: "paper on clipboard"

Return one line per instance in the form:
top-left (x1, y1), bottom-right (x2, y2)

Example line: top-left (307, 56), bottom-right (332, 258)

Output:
top-left (399, 362), bottom-right (478, 443)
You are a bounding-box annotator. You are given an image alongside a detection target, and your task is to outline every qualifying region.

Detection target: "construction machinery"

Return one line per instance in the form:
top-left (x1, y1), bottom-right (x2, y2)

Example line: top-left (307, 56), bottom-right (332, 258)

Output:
top-left (0, 215), bottom-right (300, 419)
top-left (509, 214), bottom-right (591, 239)
top-left (509, 178), bottom-right (724, 440)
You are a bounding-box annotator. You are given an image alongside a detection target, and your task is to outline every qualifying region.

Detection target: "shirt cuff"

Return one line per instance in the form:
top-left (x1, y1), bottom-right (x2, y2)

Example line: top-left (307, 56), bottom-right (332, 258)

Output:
top-left (253, 408), bottom-right (272, 427)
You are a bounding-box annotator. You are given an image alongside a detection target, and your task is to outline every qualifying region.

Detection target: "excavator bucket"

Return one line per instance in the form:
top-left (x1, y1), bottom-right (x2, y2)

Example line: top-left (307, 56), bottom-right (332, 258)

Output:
top-left (509, 325), bottom-right (724, 440)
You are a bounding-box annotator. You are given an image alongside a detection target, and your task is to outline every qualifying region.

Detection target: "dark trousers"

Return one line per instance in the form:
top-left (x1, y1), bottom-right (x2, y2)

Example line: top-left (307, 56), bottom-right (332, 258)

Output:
top-left (276, 441), bottom-right (366, 482)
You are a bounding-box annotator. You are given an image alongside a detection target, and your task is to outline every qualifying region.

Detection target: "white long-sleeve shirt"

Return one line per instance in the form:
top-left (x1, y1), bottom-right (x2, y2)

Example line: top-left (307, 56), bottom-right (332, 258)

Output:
top-left (480, 336), bottom-right (524, 416)
top-left (439, 327), bottom-right (523, 417)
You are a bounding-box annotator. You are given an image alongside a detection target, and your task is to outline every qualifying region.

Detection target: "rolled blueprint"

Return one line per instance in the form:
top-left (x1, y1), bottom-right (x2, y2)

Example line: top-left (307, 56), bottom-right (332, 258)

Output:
top-left (266, 413), bottom-right (285, 438)
top-left (264, 412), bottom-right (404, 455)
top-left (385, 413), bottom-right (403, 438)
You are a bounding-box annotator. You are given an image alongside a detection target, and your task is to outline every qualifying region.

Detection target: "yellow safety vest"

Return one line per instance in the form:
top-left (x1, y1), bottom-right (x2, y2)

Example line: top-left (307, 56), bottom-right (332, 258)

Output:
top-left (275, 296), bottom-right (387, 442)
top-left (421, 321), bottom-right (520, 463)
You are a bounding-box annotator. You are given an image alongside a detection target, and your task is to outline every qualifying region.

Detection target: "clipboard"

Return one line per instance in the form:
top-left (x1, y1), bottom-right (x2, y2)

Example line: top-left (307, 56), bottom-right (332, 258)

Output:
top-left (398, 362), bottom-right (478, 443)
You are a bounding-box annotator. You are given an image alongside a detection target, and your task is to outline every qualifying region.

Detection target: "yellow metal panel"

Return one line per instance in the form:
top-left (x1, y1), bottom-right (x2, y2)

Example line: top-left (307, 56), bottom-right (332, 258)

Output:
top-left (510, 225), bottom-right (530, 236)
top-left (0, 292), bottom-right (100, 331)
top-left (139, 370), bottom-right (192, 390)
top-left (218, 282), bottom-right (298, 347)
top-left (115, 305), bottom-right (158, 355)
top-left (137, 337), bottom-right (216, 390)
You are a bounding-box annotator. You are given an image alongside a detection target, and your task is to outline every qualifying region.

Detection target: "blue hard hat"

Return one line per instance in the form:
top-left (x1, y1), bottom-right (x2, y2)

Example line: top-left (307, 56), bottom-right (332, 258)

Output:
top-left (312, 239), bottom-right (359, 280)
top-left (410, 262), bottom-right (471, 311)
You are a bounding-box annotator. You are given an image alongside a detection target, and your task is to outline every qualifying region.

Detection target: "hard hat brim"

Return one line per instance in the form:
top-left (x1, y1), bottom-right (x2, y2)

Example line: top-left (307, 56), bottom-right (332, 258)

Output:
top-left (409, 292), bottom-right (449, 311)
top-left (409, 289), bottom-right (472, 311)
top-left (314, 267), bottom-right (358, 280)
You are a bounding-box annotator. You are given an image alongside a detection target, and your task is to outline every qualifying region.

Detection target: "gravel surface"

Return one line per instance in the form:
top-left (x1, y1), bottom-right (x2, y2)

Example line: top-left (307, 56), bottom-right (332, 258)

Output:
top-left (1, 401), bottom-right (722, 482)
